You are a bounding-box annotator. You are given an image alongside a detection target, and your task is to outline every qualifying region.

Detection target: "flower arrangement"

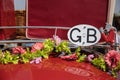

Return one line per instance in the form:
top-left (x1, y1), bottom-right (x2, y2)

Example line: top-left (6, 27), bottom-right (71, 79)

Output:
top-left (0, 35), bottom-right (120, 78)
top-left (0, 39), bottom-right (55, 64)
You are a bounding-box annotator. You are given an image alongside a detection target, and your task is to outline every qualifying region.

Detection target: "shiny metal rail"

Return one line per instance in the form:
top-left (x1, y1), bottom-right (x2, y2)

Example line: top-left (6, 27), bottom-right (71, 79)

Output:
top-left (0, 39), bottom-right (44, 43)
top-left (0, 26), bottom-right (70, 29)
top-left (0, 26), bottom-right (70, 43)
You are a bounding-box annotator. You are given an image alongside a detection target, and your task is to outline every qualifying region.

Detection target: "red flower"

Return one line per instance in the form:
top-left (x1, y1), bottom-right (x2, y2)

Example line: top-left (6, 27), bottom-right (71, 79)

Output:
top-left (31, 42), bottom-right (44, 52)
top-left (12, 46), bottom-right (26, 54)
top-left (105, 50), bottom-right (120, 68)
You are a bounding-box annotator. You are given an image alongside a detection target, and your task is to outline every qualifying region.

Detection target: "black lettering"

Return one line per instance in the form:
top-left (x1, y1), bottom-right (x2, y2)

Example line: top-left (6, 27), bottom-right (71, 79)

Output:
top-left (70, 28), bottom-right (81, 42)
top-left (87, 28), bottom-right (97, 43)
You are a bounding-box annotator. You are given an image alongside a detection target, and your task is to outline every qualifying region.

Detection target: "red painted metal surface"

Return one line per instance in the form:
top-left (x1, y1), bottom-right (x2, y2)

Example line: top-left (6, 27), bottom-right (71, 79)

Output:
top-left (27, 0), bottom-right (108, 39)
top-left (0, 58), bottom-right (116, 80)
top-left (0, 0), bottom-right (16, 40)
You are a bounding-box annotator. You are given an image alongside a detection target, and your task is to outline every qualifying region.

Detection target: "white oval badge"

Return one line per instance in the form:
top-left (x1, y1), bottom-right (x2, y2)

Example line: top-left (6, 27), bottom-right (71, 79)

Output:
top-left (67, 24), bottom-right (101, 46)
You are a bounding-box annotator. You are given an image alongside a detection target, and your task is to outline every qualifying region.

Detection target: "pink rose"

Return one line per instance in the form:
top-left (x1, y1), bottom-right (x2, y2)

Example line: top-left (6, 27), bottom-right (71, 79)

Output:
top-left (53, 35), bottom-right (61, 45)
top-left (12, 46), bottom-right (26, 54)
top-left (87, 54), bottom-right (94, 62)
top-left (30, 57), bottom-right (42, 64)
top-left (31, 42), bottom-right (44, 52)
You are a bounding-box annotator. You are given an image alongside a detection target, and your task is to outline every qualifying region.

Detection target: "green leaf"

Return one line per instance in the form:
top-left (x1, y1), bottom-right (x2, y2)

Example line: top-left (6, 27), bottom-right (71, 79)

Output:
top-left (21, 57), bottom-right (29, 63)
top-left (43, 39), bottom-right (54, 54)
top-left (42, 53), bottom-right (49, 59)
top-left (91, 56), bottom-right (106, 71)
top-left (12, 60), bottom-right (19, 64)
top-left (76, 54), bottom-right (86, 62)
top-left (111, 69), bottom-right (117, 77)
top-left (75, 47), bottom-right (81, 57)
top-left (55, 41), bottom-right (71, 54)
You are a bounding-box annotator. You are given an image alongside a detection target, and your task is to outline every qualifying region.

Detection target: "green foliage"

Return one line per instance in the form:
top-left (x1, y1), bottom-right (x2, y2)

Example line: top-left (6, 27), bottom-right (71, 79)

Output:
top-left (55, 41), bottom-right (71, 54)
top-left (91, 56), bottom-right (106, 71)
top-left (111, 61), bottom-right (120, 77)
top-left (75, 47), bottom-right (86, 62)
top-left (76, 54), bottom-right (86, 62)
top-left (43, 39), bottom-right (55, 54)
top-left (0, 51), bottom-right (19, 64)
top-left (0, 39), bottom-right (55, 64)
top-left (0, 38), bottom-right (120, 78)
top-left (11, 54), bottom-right (19, 64)
top-left (20, 48), bottom-right (35, 63)
top-left (20, 39), bottom-right (55, 63)
top-left (75, 47), bottom-right (81, 57)
top-left (40, 50), bottom-right (49, 59)
top-left (42, 39), bottom-right (55, 59)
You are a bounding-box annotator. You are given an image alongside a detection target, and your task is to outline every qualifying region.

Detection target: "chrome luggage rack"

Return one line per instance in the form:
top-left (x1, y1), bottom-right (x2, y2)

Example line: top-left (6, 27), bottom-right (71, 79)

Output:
top-left (0, 26), bottom-right (70, 43)
top-left (0, 26), bottom-right (80, 51)
top-left (0, 26), bottom-right (119, 52)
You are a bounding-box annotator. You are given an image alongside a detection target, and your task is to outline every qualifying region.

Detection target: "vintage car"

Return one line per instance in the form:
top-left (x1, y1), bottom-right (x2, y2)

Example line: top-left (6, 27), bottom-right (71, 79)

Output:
top-left (0, 0), bottom-right (118, 80)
